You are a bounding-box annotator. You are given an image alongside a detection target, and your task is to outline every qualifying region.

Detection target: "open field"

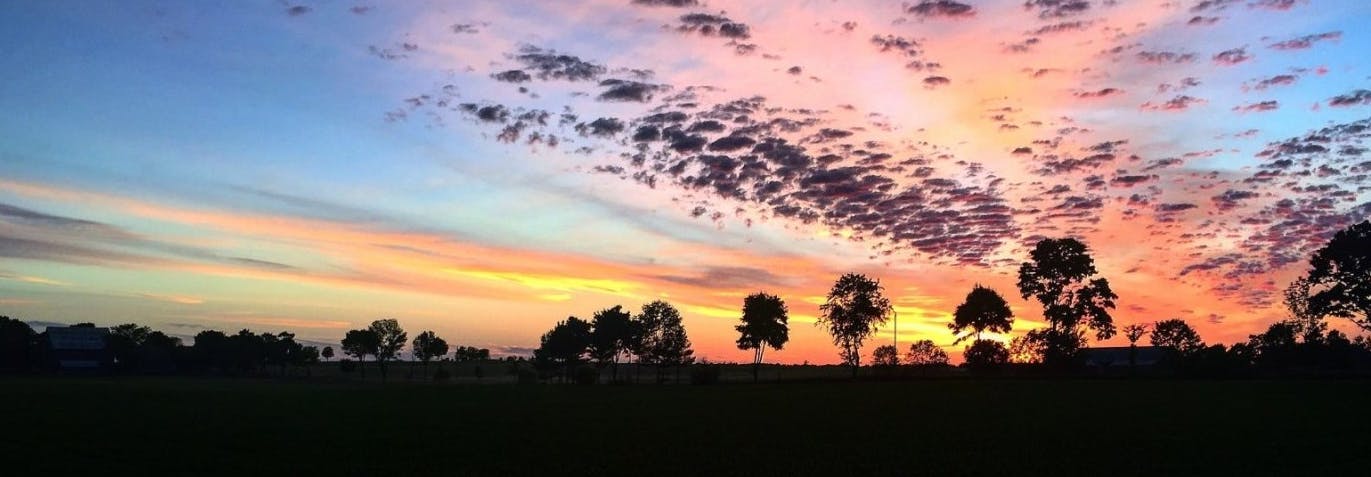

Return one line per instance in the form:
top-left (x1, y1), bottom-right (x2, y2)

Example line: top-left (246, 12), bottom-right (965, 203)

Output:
top-left (4, 378), bottom-right (1369, 476)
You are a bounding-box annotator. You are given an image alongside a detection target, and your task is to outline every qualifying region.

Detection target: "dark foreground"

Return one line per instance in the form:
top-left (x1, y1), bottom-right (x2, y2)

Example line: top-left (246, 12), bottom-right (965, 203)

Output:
top-left (4, 378), bottom-right (1368, 476)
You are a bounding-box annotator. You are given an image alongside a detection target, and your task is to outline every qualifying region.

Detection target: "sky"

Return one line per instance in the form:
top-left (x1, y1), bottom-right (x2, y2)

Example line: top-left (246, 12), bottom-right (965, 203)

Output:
top-left (2, 0), bottom-right (1369, 363)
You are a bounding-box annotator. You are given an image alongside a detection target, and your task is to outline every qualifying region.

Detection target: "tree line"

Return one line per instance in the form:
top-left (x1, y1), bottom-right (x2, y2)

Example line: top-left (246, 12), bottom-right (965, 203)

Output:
top-left (0, 317), bottom-right (494, 379)
top-left (3, 221), bottom-right (1369, 380)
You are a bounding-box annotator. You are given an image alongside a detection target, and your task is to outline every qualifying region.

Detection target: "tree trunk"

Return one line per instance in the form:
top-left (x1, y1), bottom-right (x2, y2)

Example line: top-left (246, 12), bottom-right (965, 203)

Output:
top-left (753, 347), bottom-right (763, 383)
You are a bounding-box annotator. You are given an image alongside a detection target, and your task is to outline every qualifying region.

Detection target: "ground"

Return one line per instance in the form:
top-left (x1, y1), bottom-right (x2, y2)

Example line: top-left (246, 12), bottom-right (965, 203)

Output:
top-left (4, 377), bottom-right (1368, 476)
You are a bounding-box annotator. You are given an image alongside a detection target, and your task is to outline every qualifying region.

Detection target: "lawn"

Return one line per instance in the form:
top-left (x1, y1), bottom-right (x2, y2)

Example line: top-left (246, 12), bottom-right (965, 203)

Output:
top-left (3, 377), bottom-right (1368, 476)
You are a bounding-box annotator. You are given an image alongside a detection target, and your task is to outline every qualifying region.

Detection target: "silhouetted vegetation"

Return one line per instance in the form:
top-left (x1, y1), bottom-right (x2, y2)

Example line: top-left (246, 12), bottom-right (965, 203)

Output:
top-left (949, 285), bottom-right (1014, 344)
top-left (817, 273), bottom-right (892, 377)
top-left (735, 292), bottom-right (790, 382)
top-left (1017, 238), bottom-right (1118, 366)
top-left (5, 223), bottom-right (1371, 384)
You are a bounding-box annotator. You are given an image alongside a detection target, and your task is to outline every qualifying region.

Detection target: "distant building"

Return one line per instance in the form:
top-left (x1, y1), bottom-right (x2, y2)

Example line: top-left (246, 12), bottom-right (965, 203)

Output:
top-left (1081, 346), bottom-right (1165, 367)
top-left (46, 326), bottom-right (113, 373)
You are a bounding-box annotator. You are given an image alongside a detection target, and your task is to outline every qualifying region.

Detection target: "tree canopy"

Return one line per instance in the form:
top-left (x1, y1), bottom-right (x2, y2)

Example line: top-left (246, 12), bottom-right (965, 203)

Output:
top-left (904, 340), bottom-right (949, 366)
top-left (949, 285), bottom-right (1014, 344)
top-left (736, 292), bottom-right (790, 381)
top-left (412, 330), bottom-right (449, 364)
top-left (1305, 220), bottom-right (1371, 332)
top-left (1151, 319), bottom-right (1204, 355)
top-left (1017, 238), bottom-right (1117, 364)
top-left (639, 300), bottom-right (694, 369)
top-left (818, 273), bottom-right (892, 373)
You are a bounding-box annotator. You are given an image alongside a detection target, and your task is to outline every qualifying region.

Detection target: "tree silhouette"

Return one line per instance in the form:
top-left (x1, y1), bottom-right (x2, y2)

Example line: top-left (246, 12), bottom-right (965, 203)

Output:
top-left (1305, 220), bottom-right (1371, 332)
top-left (109, 323), bottom-right (152, 372)
top-left (0, 316), bottom-right (36, 373)
top-left (368, 319), bottom-right (407, 381)
top-left (321, 346), bottom-right (334, 362)
top-left (963, 339), bottom-right (1009, 371)
top-left (1122, 323), bottom-right (1149, 369)
top-left (1017, 238), bottom-right (1118, 365)
top-left (412, 330), bottom-right (449, 376)
top-left (735, 292), bottom-right (790, 382)
top-left (1008, 330), bottom-right (1048, 364)
top-left (341, 328), bottom-right (379, 379)
top-left (871, 344), bottom-right (899, 367)
top-left (1284, 277), bottom-right (1327, 343)
top-left (1151, 319), bottom-right (1204, 356)
top-left (639, 300), bottom-right (694, 383)
top-left (588, 305), bottom-right (634, 382)
top-left (533, 317), bottom-right (592, 382)
top-left (949, 285), bottom-right (1014, 344)
top-left (818, 273), bottom-right (892, 377)
top-left (904, 339), bottom-right (949, 366)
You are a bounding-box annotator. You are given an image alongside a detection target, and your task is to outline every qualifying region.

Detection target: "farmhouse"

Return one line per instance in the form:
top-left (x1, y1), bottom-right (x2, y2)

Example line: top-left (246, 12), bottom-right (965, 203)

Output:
top-left (45, 326), bottom-right (113, 373)
top-left (1081, 346), bottom-right (1165, 368)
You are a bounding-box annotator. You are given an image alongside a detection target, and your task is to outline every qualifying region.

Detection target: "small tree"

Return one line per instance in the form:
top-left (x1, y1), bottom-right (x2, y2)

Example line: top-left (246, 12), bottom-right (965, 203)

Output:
top-left (1122, 323), bottom-right (1148, 369)
top-left (1284, 277), bottom-right (1327, 343)
top-left (533, 317), bottom-right (592, 382)
top-left (321, 346), bottom-right (334, 362)
top-left (412, 330), bottom-right (450, 377)
top-left (1151, 319), bottom-right (1204, 356)
top-left (369, 319), bottom-right (407, 381)
top-left (341, 329), bottom-right (379, 379)
top-left (1008, 330), bottom-right (1048, 364)
top-left (871, 345), bottom-right (900, 367)
top-left (963, 339), bottom-right (1009, 371)
top-left (905, 340), bottom-right (949, 366)
top-left (639, 300), bottom-right (694, 383)
top-left (589, 305), bottom-right (634, 382)
top-left (735, 292), bottom-right (790, 382)
top-left (1305, 220), bottom-right (1371, 332)
top-left (817, 273), bottom-right (893, 377)
top-left (949, 285), bottom-right (1014, 344)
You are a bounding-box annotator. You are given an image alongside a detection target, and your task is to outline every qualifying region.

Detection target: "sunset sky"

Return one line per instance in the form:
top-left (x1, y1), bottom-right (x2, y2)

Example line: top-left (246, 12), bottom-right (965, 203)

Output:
top-left (2, 0), bottom-right (1369, 363)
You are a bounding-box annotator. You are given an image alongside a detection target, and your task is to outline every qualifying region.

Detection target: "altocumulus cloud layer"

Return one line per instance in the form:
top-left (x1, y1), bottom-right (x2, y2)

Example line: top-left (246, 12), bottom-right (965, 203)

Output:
top-left (379, 0), bottom-right (1370, 307)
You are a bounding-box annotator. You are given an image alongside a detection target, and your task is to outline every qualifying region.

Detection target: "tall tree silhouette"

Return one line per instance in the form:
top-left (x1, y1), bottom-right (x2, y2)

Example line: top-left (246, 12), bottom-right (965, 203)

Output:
top-left (321, 346), bottom-right (334, 362)
top-left (589, 305), bottom-right (634, 382)
top-left (948, 285), bottom-right (1014, 344)
top-left (1017, 238), bottom-right (1118, 365)
top-left (1305, 221), bottom-right (1370, 332)
top-left (341, 328), bottom-right (379, 379)
top-left (412, 330), bottom-right (449, 376)
top-left (533, 317), bottom-right (592, 381)
top-left (639, 300), bottom-right (694, 383)
top-left (904, 339), bottom-right (949, 366)
top-left (818, 273), bottom-right (892, 378)
top-left (735, 292), bottom-right (790, 382)
top-left (368, 319), bottom-right (407, 381)
top-left (1283, 277), bottom-right (1327, 343)
top-left (1122, 323), bottom-right (1149, 369)
top-left (1151, 319), bottom-right (1204, 356)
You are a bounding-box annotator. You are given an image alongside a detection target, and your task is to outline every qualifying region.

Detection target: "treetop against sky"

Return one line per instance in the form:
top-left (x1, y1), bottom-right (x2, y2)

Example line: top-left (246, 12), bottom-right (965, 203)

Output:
top-left (1, 0), bottom-right (1369, 363)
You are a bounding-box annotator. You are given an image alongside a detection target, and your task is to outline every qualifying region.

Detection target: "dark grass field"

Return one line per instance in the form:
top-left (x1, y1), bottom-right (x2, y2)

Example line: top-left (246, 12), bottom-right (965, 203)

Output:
top-left (4, 378), bottom-right (1369, 476)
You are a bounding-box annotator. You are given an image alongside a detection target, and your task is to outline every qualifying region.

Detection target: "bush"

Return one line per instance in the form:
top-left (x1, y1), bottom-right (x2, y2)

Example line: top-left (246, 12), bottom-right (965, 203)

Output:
top-left (690, 364), bottom-right (721, 385)
top-left (963, 339), bottom-right (1009, 372)
top-left (573, 365), bottom-right (599, 385)
top-left (433, 367), bottom-right (451, 382)
top-left (339, 359), bottom-right (357, 374)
